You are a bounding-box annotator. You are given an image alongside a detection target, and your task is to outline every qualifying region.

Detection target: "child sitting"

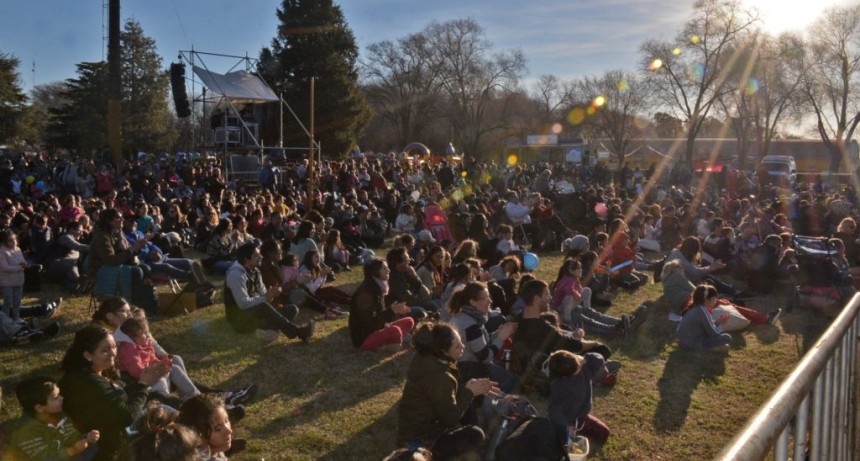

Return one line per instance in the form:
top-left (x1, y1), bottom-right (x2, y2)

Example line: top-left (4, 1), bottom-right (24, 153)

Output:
top-left (8, 376), bottom-right (100, 460)
top-left (552, 259), bottom-right (640, 338)
top-left (547, 350), bottom-right (613, 443)
top-left (117, 316), bottom-right (200, 403)
top-left (494, 224), bottom-right (522, 255)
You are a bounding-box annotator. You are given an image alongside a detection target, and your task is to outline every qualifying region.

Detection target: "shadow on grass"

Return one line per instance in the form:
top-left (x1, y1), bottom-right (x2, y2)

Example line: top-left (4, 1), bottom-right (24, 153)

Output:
top-left (653, 347), bottom-right (727, 434)
top-left (615, 300), bottom-right (678, 360)
top-left (779, 308), bottom-right (831, 356)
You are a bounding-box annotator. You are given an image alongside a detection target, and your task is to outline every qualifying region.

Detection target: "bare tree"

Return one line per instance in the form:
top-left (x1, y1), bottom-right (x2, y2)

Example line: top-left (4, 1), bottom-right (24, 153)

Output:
top-left (800, 5), bottom-right (860, 173)
top-left (360, 32), bottom-right (443, 147)
top-left (531, 74), bottom-right (575, 123)
top-left (717, 31), bottom-right (805, 168)
top-left (424, 18), bottom-right (526, 157)
top-left (640, 0), bottom-right (758, 165)
top-left (574, 70), bottom-right (648, 167)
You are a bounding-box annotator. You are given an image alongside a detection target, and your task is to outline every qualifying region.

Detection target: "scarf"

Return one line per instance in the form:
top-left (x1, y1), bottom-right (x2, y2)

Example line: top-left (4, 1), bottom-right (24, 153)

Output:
top-left (461, 304), bottom-right (489, 325)
top-left (373, 276), bottom-right (389, 296)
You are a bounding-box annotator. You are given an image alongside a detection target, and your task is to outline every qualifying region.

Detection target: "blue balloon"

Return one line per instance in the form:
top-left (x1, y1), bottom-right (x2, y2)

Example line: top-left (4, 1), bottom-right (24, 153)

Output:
top-left (523, 252), bottom-right (539, 271)
top-left (35, 180), bottom-right (46, 191)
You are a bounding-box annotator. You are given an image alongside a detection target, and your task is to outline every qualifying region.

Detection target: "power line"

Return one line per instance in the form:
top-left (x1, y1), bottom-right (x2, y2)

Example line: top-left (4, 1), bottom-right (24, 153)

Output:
top-left (171, 0), bottom-right (191, 49)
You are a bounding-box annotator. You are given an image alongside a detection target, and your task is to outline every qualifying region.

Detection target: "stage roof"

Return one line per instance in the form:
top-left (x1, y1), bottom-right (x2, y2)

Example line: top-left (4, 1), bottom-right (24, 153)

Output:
top-left (192, 66), bottom-right (279, 103)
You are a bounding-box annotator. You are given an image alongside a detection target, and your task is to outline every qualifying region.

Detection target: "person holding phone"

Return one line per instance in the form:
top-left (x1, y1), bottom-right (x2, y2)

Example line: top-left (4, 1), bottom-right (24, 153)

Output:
top-left (676, 284), bottom-right (732, 350)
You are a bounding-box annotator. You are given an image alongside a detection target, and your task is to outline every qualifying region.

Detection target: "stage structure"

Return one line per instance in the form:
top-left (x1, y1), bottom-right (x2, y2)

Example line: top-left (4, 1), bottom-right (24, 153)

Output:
top-left (176, 48), bottom-right (320, 184)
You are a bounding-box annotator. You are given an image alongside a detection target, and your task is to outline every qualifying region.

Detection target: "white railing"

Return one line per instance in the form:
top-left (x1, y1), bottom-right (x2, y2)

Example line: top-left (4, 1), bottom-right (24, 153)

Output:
top-left (713, 293), bottom-right (860, 461)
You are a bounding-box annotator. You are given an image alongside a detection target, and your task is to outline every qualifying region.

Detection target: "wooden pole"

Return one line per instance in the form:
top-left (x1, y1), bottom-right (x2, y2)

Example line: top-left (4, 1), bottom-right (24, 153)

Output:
top-left (107, 0), bottom-right (122, 165)
top-left (307, 77), bottom-right (315, 210)
top-left (279, 92), bottom-right (284, 148)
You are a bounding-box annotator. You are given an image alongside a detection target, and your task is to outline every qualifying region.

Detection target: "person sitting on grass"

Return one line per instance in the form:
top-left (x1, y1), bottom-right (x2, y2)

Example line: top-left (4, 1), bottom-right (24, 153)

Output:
top-left (349, 258), bottom-right (415, 351)
top-left (512, 279), bottom-right (612, 379)
top-left (7, 376), bottom-right (101, 461)
top-left (177, 393), bottom-right (242, 461)
top-left (547, 349), bottom-right (612, 443)
top-left (396, 321), bottom-right (497, 461)
top-left (128, 403), bottom-right (199, 461)
top-left (92, 297), bottom-right (257, 409)
top-left (677, 284), bottom-right (732, 351)
top-left (448, 281), bottom-right (518, 393)
top-left (59, 324), bottom-right (170, 461)
top-left (224, 242), bottom-right (315, 343)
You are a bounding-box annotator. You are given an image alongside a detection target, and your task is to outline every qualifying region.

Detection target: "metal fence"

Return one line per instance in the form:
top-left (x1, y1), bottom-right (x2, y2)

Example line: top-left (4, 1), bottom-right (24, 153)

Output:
top-left (714, 293), bottom-right (860, 461)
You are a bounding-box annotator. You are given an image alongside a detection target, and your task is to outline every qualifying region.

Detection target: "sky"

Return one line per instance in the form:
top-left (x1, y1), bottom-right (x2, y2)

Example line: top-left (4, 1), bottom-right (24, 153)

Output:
top-left (1, 0), bottom-right (855, 95)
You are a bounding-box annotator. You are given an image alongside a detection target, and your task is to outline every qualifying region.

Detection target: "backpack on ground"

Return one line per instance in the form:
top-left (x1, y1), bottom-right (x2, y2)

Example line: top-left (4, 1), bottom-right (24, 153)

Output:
top-left (495, 416), bottom-right (570, 461)
top-left (479, 393), bottom-right (539, 460)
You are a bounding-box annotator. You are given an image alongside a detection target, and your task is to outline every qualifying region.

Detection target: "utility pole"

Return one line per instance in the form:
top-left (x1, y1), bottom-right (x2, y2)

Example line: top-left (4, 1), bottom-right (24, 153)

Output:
top-left (107, 0), bottom-right (123, 165)
top-left (307, 78), bottom-right (315, 210)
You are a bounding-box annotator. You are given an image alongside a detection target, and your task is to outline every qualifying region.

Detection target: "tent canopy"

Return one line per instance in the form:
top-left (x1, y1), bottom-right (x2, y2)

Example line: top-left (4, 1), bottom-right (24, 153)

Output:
top-left (192, 66), bottom-right (279, 103)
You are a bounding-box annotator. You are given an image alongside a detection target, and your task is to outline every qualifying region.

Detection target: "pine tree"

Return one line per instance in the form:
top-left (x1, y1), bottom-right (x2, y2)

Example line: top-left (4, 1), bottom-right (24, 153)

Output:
top-left (45, 62), bottom-right (109, 154)
top-left (120, 19), bottom-right (175, 154)
top-left (260, 0), bottom-right (370, 156)
top-left (0, 52), bottom-right (27, 144)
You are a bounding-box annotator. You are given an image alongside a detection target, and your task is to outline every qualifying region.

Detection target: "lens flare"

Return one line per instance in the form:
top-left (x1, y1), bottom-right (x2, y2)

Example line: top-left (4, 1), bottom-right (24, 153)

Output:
top-left (617, 80), bottom-right (629, 92)
top-left (451, 189), bottom-right (464, 201)
top-left (586, 106), bottom-right (596, 115)
top-left (745, 78), bottom-right (760, 95)
top-left (672, 47), bottom-right (682, 55)
top-left (567, 108), bottom-right (586, 125)
top-left (460, 170), bottom-right (468, 177)
top-left (507, 154), bottom-right (519, 165)
top-left (633, 116), bottom-right (650, 130)
top-left (687, 63), bottom-right (705, 81)
top-left (593, 96), bottom-right (606, 107)
top-left (690, 35), bottom-right (700, 44)
top-left (551, 123), bottom-right (563, 134)
top-left (649, 58), bottom-right (663, 71)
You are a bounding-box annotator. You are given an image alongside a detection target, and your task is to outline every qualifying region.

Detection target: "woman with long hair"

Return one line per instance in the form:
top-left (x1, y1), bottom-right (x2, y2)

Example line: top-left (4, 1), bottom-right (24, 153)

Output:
top-left (349, 258), bottom-right (415, 350)
top-left (299, 250), bottom-right (352, 307)
top-left (290, 221), bottom-right (319, 262)
top-left (177, 394), bottom-right (238, 460)
top-left (204, 219), bottom-right (237, 274)
top-left (59, 325), bottom-right (170, 461)
top-left (322, 229), bottom-right (351, 272)
top-left (448, 282), bottom-right (518, 393)
top-left (88, 207), bottom-right (150, 307)
top-left (416, 245), bottom-right (448, 301)
top-left (666, 236), bottom-right (746, 299)
top-left (397, 321), bottom-right (495, 460)
top-left (676, 285), bottom-right (732, 350)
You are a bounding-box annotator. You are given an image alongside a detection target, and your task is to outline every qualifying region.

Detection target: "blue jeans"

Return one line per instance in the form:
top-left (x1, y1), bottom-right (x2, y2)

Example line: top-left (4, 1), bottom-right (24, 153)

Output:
top-left (149, 257), bottom-right (194, 281)
top-left (2, 285), bottom-right (23, 321)
top-left (211, 260), bottom-right (234, 275)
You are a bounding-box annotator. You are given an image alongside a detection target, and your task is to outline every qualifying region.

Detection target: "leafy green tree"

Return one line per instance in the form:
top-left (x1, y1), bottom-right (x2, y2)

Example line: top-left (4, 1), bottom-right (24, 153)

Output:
top-left (260, 0), bottom-right (370, 156)
top-left (0, 52), bottom-right (27, 144)
top-left (15, 82), bottom-right (68, 147)
top-left (120, 19), bottom-right (175, 154)
top-left (45, 62), bottom-right (109, 154)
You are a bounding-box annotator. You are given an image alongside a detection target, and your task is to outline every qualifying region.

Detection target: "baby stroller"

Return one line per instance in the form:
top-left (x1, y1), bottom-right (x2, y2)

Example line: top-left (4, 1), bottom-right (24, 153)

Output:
top-left (788, 235), bottom-right (849, 316)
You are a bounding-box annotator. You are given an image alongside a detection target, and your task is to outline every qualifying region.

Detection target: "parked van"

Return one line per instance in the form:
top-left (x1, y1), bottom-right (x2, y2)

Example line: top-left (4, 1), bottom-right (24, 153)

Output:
top-left (758, 155), bottom-right (797, 188)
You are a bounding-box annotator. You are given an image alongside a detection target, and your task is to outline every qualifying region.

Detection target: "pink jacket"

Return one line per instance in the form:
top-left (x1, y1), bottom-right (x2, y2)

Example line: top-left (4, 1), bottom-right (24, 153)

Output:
top-left (552, 275), bottom-right (583, 310)
top-left (117, 338), bottom-right (159, 379)
top-left (0, 247), bottom-right (26, 288)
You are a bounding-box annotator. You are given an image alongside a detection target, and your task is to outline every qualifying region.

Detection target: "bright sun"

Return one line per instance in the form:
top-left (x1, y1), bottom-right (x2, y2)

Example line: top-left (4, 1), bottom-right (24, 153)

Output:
top-left (742, 0), bottom-right (851, 34)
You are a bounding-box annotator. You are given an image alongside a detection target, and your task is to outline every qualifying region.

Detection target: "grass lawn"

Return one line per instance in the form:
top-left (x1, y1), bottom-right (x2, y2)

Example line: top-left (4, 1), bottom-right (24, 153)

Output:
top-left (0, 250), bottom-right (832, 460)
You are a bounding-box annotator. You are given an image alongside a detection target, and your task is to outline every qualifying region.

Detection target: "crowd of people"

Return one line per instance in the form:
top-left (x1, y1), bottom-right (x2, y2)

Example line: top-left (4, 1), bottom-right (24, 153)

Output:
top-left (2, 149), bottom-right (859, 460)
